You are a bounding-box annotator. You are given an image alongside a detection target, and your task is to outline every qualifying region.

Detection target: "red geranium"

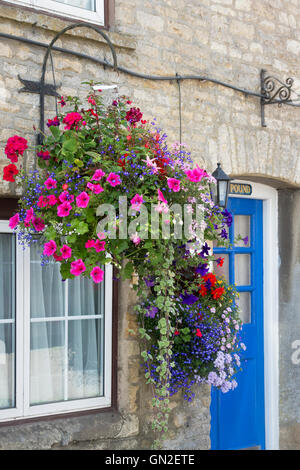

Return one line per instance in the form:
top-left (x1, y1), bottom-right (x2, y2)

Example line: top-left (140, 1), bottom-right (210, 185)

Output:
top-left (202, 273), bottom-right (217, 288)
top-left (211, 287), bottom-right (225, 299)
top-left (3, 164), bottom-right (19, 182)
top-left (5, 135), bottom-right (28, 163)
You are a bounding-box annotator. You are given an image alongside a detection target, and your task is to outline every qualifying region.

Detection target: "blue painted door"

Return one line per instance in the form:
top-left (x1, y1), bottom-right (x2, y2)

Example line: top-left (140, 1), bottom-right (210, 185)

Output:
top-left (210, 197), bottom-right (265, 450)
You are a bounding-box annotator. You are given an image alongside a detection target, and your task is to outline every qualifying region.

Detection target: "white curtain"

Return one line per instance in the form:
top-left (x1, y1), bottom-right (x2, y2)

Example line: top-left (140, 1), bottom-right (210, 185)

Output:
top-left (0, 234), bottom-right (15, 409)
top-left (54, 0), bottom-right (96, 11)
top-left (30, 242), bottom-right (104, 406)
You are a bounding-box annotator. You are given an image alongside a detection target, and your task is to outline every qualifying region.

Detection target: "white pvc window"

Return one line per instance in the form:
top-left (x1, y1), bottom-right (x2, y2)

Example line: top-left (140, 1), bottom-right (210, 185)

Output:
top-left (3, 0), bottom-right (105, 25)
top-left (0, 221), bottom-right (112, 422)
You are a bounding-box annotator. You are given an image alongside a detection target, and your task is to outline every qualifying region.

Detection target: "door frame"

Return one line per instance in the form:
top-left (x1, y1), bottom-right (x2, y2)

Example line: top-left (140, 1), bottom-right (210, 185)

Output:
top-left (228, 180), bottom-right (279, 450)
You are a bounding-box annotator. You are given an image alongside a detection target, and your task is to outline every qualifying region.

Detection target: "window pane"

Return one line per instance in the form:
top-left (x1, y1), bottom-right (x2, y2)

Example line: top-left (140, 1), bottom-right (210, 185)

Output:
top-left (68, 318), bottom-right (104, 400)
top-left (0, 233), bottom-right (15, 409)
top-left (30, 241), bottom-right (65, 318)
top-left (0, 324), bottom-right (15, 409)
top-left (0, 234), bottom-right (15, 320)
top-left (54, 0), bottom-right (96, 11)
top-left (236, 292), bottom-right (251, 324)
top-left (68, 276), bottom-right (105, 316)
top-left (234, 215), bottom-right (250, 247)
top-left (30, 321), bottom-right (65, 405)
top-left (235, 254), bottom-right (251, 286)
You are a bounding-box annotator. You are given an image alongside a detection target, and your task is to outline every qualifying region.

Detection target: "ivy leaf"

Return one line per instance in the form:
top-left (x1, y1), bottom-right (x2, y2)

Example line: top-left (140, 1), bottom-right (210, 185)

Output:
top-left (123, 261), bottom-right (134, 279)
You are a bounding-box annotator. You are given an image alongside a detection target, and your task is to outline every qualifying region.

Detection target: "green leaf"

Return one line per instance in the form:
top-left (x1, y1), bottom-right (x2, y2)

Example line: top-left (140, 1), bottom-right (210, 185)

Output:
top-left (49, 125), bottom-right (61, 140)
top-left (123, 261), bottom-right (134, 279)
top-left (62, 138), bottom-right (78, 154)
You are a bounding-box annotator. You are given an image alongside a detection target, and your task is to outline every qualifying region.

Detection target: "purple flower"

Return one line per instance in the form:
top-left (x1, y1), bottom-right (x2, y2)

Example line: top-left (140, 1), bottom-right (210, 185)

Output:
top-left (220, 229), bottom-right (228, 240)
top-left (195, 263), bottom-right (209, 276)
top-left (144, 277), bottom-right (155, 287)
top-left (222, 209), bottom-right (233, 227)
top-left (242, 236), bottom-right (249, 245)
top-left (145, 306), bottom-right (158, 318)
top-left (200, 242), bottom-right (210, 258)
top-left (180, 293), bottom-right (199, 305)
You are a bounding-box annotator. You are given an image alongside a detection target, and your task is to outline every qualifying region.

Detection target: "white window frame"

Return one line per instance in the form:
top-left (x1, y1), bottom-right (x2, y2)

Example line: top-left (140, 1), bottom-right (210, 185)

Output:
top-left (3, 0), bottom-right (105, 26)
top-left (0, 220), bottom-right (113, 422)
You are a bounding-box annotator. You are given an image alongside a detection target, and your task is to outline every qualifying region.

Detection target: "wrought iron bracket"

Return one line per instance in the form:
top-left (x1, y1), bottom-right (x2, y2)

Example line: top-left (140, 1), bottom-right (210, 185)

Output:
top-left (260, 69), bottom-right (298, 127)
top-left (18, 74), bottom-right (61, 97)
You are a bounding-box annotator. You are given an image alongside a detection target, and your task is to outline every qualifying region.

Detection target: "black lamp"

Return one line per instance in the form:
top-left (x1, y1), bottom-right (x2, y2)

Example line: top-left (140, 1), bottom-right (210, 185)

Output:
top-left (210, 163), bottom-right (232, 209)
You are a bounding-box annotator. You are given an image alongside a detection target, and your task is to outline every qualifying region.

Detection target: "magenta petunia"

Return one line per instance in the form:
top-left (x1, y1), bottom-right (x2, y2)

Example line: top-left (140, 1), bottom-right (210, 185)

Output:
top-left (47, 195), bottom-right (58, 206)
top-left (76, 191), bottom-right (90, 208)
top-left (85, 239), bottom-right (96, 249)
top-left (70, 259), bottom-right (86, 276)
top-left (60, 244), bottom-right (72, 259)
top-left (9, 213), bottom-right (19, 230)
top-left (44, 178), bottom-right (57, 190)
top-left (57, 202), bottom-right (72, 217)
top-left (43, 240), bottom-right (57, 257)
top-left (92, 169), bottom-right (105, 181)
top-left (167, 178), bottom-right (181, 192)
top-left (185, 165), bottom-right (207, 183)
top-left (87, 182), bottom-right (104, 194)
top-left (90, 266), bottom-right (104, 283)
top-left (31, 216), bottom-right (45, 232)
top-left (157, 189), bottom-right (168, 204)
top-left (59, 191), bottom-right (74, 203)
top-left (24, 207), bottom-right (34, 224)
top-left (106, 172), bottom-right (121, 187)
top-left (94, 240), bottom-right (106, 253)
top-left (130, 193), bottom-right (144, 211)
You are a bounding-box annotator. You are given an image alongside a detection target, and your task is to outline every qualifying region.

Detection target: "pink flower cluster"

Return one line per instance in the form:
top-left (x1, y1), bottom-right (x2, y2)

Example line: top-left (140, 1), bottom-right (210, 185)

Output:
top-left (62, 112), bottom-right (84, 130)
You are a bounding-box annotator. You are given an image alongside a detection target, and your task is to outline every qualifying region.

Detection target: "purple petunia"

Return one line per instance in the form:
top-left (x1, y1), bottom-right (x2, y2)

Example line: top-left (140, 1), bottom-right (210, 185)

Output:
top-left (180, 293), bottom-right (199, 305)
top-left (195, 263), bottom-right (209, 276)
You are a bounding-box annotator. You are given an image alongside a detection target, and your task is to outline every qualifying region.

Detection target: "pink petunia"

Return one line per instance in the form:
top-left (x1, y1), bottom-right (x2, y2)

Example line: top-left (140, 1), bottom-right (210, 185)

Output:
top-left (76, 191), bottom-right (90, 208)
top-left (9, 213), bottom-right (19, 230)
top-left (59, 191), bottom-right (74, 203)
top-left (97, 232), bottom-right (106, 240)
top-left (90, 266), bottom-right (104, 283)
top-left (106, 172), bottom-right (121, 187)
top-left (43, 240), bottom-right (57, 257)
top-left (60, 244), bottom-right (72, 259)
top-left (185, 165), bottom-right (207, 183)
top-left (87, 182), bottom-right (104, 194)
top-left (85, 240), bottom-right (96, 249)
top-left (31, 216), bottom-right (45, 232)
top-left (47, 195), bottom-right (58, 206)
top-left (37, 196), bottom-right (48, 208)
top-left (92, 169), bottom-right (105, 181)
top-left (94, 240), bottom-right (106, 253)
top-left (24, 207), bottom-right (34, 224)
top-left (57, 202), bottom-right (72, 217)
top-left (167, 178), bottom-right (181, 192)
top-left (157, 189), bottom-right (168, 204)
top-left (44, 178), bottom-right (57, 190)
top-left (70, 259), bottom-right (86, 276)
top-left (130, 193), bottom-right (144, 212)
top-left (130, 233), bottom-right (141, 245)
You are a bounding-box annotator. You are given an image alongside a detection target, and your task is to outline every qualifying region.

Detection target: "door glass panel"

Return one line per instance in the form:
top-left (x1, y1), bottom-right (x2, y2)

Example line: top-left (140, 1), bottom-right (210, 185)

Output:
top-left (236, 292), bottom-right (251, 324)
top-left (235, 254), bottom-right (251, 286)
top-left (214, 254), bottom-right (229, 281)
top-left (0, 324), bottom-right (15, 409)
top-left (234, 215), bottom-right (250, 246)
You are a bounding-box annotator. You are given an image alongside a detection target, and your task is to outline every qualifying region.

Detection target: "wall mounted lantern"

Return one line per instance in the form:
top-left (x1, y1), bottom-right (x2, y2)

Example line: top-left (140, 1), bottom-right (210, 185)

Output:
top-left (210, 163), bottom-right (232, 209)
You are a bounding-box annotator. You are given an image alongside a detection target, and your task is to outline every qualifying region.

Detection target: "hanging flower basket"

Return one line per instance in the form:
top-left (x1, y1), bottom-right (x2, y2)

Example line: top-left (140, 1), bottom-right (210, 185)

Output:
top-left (4, 82), bottom-right (245, 448)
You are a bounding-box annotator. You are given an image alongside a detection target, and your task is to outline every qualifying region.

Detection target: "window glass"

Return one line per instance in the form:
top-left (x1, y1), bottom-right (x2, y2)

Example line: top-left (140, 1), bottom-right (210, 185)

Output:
top-left (54, 0), bottom-right (96, 11)
top-left (0, 234), bottom-right (16, 409)
top-left (29, 240), bottom-right (105, 406)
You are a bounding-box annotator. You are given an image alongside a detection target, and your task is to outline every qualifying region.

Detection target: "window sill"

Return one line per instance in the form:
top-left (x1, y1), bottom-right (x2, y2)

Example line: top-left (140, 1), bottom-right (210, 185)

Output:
top-left (0, 1), bottom-right (136, 52)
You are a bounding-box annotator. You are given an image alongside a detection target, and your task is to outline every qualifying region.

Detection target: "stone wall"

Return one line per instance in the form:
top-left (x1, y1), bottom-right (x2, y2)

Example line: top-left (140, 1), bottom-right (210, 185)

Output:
top-left (0, 0), bottom-right (300, 449)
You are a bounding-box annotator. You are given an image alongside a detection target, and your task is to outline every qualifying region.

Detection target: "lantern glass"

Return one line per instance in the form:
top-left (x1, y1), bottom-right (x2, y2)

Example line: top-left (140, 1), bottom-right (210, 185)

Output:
top-left (218, 180), bottom-right (228, 207)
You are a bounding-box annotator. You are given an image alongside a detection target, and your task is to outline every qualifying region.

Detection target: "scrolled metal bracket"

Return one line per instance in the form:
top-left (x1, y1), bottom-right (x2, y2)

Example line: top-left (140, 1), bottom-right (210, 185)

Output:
top-left (260, 69), bottom-right (295, 127)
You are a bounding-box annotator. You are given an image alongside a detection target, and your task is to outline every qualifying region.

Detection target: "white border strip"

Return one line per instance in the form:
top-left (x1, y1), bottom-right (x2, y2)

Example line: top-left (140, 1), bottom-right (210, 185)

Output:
top-left (230, 181), bottom-right (279, 450)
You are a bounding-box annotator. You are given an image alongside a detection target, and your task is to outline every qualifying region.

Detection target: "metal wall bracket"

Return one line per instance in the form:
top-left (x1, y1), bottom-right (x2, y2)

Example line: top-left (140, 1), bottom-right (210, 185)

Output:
top-left (18, 74), bottom-right (60, 97)
top-left (260, 69), bottom-right (298, 127)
